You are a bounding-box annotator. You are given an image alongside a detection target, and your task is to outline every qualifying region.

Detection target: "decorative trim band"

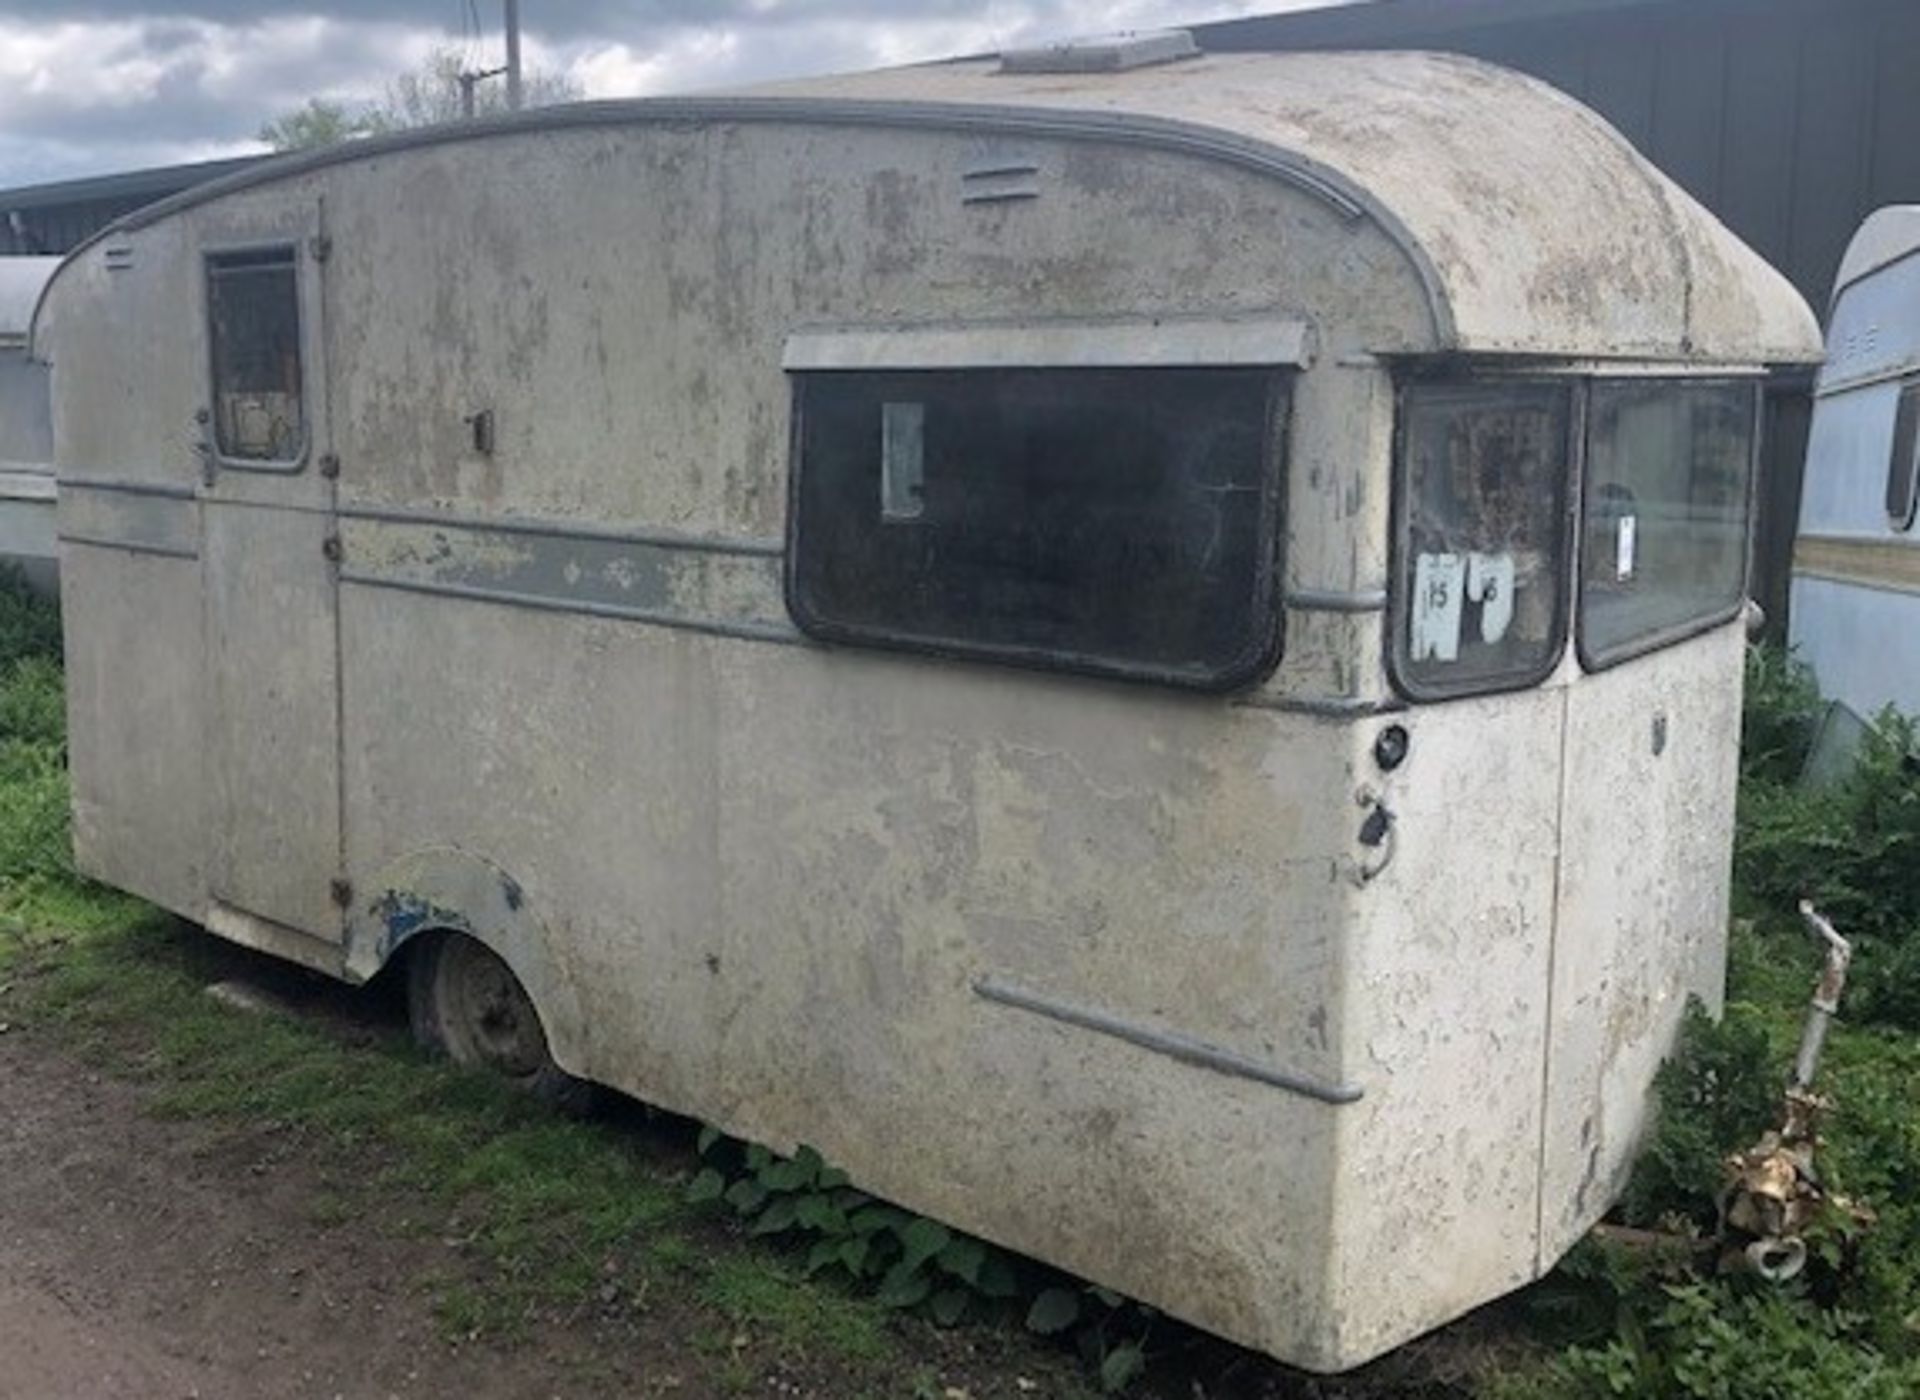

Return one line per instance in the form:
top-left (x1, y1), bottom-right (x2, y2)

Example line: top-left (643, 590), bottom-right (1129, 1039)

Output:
top-left (1793, 534), bottom-right (1920, 596)
top-left (337, 512), bottom-right (800, 644)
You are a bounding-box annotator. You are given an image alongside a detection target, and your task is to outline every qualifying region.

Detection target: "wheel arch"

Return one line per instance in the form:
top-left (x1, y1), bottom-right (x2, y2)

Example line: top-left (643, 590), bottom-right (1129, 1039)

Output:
top-left (343, 846), bottom-right (592, 1080)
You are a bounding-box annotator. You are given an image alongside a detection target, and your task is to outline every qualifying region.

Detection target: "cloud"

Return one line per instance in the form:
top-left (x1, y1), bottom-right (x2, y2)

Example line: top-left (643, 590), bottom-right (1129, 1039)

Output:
top-left (0, 1), bottom-right (1332, 187)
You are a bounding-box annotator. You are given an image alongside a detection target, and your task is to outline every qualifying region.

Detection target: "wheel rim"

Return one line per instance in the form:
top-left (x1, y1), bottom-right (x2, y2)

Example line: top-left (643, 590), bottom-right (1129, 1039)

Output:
top-left (439, 938), bottom-right (549, 1080)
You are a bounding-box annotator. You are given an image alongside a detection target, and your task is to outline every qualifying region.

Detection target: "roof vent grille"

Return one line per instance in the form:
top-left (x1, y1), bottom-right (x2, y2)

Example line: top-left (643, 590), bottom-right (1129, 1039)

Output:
top-left (998, 29), bottom-right (1200, 76)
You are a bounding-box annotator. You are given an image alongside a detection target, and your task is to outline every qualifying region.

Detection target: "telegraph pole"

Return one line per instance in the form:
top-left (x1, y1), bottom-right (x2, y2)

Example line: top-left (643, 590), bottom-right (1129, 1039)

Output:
top-left (504, 0), bottom-right (524, 110)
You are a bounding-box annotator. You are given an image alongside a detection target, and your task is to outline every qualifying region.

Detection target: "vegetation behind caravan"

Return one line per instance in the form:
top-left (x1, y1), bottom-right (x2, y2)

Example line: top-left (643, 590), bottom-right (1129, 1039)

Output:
top-left (258, 47), bottom-right (582, 151)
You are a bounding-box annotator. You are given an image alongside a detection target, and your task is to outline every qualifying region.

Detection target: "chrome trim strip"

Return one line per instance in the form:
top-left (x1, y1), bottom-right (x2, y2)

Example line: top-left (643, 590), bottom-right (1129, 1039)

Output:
top-left (338, 570), bottom-right (807, 646)
top-left (59, 475), bottom-right (198, 501)
top-left (974, 976), bottom-right (1362, 1106)
top-left (58, 531), bottom-right (198, 561)
top-left (334, 501), bottom-right (783, 558)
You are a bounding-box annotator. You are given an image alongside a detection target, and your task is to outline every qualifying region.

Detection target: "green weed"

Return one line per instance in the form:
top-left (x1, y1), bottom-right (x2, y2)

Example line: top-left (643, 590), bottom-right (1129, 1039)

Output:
top-left (1507, 644), bottom-right (1920, 1396)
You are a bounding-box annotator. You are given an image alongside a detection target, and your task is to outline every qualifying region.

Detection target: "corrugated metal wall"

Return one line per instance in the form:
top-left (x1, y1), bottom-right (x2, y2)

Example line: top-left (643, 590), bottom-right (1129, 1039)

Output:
top-left (1199, 0), bottom-right (1920, 631)
top-left (0, 196), bottom-right (148, 256)
top-left (0, 156), bottom-right (265, 256)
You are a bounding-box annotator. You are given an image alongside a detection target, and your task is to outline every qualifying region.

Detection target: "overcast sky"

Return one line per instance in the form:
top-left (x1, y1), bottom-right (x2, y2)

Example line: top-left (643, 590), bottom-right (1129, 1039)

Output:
top-left (0, 1), bottom-right (1344, 189)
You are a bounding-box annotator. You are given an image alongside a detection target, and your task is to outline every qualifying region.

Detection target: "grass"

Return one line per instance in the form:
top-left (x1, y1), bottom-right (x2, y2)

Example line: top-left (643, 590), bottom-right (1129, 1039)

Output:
top-left (1483, 647), bottom-right (1920, 1397)
top-left (0, 912), bottom-right (920, 1377)
top-left (4, 560), bottom-right (1917, 1397)
top-left (0, 568), bottom-right (977, 1395)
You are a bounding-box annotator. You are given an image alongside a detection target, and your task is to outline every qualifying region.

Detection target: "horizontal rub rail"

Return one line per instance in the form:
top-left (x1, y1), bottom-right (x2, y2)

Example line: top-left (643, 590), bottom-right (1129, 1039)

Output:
top-left (334, 501), bottom-right (784, 558)
top-left (974, 975), bottom-right (1363, 1106)
top-left (1287, 585), bottom-right (1388, 614)
top-left (338, 571), bottom-right (807, 645)
top-left (1232, 692), bottom-right (1407, 718)
top-left (57, 531), bottom-right (198, 561)
top-left (58, 475), bottom-right (199, 501)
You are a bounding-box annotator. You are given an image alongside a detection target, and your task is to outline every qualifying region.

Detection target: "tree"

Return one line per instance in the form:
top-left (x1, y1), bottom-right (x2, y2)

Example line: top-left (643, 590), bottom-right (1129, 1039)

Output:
top-left (378, 48), bottom-right (583, 129)
top-left (259, 47), bottom-right (583, 152)
top-left (257, 97), bottom-right (382, 152)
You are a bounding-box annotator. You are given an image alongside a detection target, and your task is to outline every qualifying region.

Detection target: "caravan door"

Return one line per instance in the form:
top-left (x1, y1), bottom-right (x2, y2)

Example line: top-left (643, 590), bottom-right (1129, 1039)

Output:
top-left (195, 198), bottom-right (344, 946)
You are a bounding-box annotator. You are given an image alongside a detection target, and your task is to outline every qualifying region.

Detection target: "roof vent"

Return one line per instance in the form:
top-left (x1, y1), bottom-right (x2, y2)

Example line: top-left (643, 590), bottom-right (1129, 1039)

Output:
top-left (998, 29), bottom-right (1200, 76)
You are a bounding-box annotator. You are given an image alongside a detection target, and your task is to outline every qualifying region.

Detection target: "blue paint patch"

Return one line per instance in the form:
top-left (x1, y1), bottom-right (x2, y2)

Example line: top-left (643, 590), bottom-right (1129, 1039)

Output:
top-left (370, 889), bottom-right (473, 963)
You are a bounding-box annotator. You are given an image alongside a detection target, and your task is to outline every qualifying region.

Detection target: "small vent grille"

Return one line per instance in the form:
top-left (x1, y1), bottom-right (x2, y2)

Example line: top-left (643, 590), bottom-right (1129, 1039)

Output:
top-left (961, 160), bottom-right (1041, 204)
top-left (998, 29), bottom-right (1199, 76)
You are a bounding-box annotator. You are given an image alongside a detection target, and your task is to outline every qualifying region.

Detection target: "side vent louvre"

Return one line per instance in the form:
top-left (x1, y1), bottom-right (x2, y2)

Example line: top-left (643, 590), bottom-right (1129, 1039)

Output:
top-left (961, 160), bottom-right (1041, 205)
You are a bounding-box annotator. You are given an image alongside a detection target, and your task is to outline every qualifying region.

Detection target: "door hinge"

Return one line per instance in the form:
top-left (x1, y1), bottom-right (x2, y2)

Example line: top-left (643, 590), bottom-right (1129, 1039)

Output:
top-left (322, 534), bottom-right (343, 563)
top-left (309, 234), bottom-right (332, 263)
top-left (329, 878), bottom-right (354, 908)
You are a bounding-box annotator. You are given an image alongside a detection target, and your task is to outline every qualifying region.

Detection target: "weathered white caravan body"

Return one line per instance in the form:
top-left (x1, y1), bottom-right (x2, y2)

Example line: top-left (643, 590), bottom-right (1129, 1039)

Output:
top-left (1792, 206), bottom-right (1920, 718)
top-left (35, 44), bottom-right (1820, 1370)
top-left (0, 257), bottom-right (58, 593)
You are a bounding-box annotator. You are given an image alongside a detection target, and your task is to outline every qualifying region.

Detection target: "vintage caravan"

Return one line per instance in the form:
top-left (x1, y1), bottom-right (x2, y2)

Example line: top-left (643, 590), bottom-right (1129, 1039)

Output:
top-left (33, 40), bottom-right (1820, 1370)
top-left (0, 257), bottom-right (58, 593)
top-left (1791, 206), bottom-right (1920, 719)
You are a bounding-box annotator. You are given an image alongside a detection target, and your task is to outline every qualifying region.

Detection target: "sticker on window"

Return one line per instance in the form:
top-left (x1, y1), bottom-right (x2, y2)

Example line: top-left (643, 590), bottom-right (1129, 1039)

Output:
top-left (1394, 382), bottom-right (1571, 695)
top-left (880, 401), bottom-right (925, 521)
top-left (1468, 551), bottom-right (1515, 644)
top-left (1412, 552), bottom-right (1465, 662)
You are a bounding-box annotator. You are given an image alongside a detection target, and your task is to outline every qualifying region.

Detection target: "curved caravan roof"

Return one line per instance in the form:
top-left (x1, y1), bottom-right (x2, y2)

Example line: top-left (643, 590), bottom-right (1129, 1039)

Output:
top-left (41, 49), bottom-right (1818, 365)
top-left (1831, 205), bottom-right (1920, 306)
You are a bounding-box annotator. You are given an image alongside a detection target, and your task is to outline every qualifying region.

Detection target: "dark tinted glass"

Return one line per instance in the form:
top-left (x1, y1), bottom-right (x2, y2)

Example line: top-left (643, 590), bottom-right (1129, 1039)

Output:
top-left (207, 247), bottom-right (304, 463)
top-left (1393, 381), bottom-right (1572, 697)
top-left (1580, 380), bottom-right (1756, 666)
top-left (1888, 379), bottom-right (1920, 530)
top-left (788, 368), bottom-right (1285, 688)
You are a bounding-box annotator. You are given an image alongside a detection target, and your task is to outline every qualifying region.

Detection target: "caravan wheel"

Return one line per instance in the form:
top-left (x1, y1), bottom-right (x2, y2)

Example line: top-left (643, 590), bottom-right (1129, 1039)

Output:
top-left (406, 931), bottom-right (597, 1115)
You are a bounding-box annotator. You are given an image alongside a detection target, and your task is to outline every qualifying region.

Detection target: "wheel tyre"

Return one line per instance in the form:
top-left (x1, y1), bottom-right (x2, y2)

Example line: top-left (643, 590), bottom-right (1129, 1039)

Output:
top-left (406, 931), bottom-right (599, 1117)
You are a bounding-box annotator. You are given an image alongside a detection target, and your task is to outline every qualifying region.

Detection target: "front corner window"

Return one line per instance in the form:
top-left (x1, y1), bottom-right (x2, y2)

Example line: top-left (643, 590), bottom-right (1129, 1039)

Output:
top-left (787, 366), bottom-right (1286, 689)
top-left (1392, 380), bottom-right (1572, 698)
top-left (1578, 379), bottom-right (1757, 667)
top-left (206, 245), bottom-right (305, 465)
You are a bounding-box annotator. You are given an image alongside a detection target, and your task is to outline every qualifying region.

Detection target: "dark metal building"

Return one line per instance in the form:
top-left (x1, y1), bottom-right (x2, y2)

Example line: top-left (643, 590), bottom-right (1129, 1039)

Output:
top-left (1196, 0), bottom-right (1919, 629)
top-left (0, 155), bottom-right (266, 257)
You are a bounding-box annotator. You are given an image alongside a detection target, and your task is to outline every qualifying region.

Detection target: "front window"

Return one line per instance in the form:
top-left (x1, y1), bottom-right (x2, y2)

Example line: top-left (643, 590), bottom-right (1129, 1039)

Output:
top-left (1391, 381), bottom-right (1573, 698)
top-left (787, 367), bottom-right (1286, 689)
top-left (206, 246), bottom-right (305, 465)
top-left (1578, 380), bottom-right (1757, 667)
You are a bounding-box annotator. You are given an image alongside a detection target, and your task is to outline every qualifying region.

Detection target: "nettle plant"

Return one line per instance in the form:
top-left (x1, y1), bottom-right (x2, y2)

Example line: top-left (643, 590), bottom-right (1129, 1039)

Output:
top-left (686, 1131), bottom-right (1150, 1391)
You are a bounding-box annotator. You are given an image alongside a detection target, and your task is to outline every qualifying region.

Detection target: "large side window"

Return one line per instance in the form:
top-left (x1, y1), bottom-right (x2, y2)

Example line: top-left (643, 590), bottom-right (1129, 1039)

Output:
top-left (1391, 381), bottom-right (1573, 698)
top-left (206, 246), bottom-right (305, 466)
top-left (787, 367), bottom-right (1286, 689)
top-left (1578, 380), bottom-right (1757, 667)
